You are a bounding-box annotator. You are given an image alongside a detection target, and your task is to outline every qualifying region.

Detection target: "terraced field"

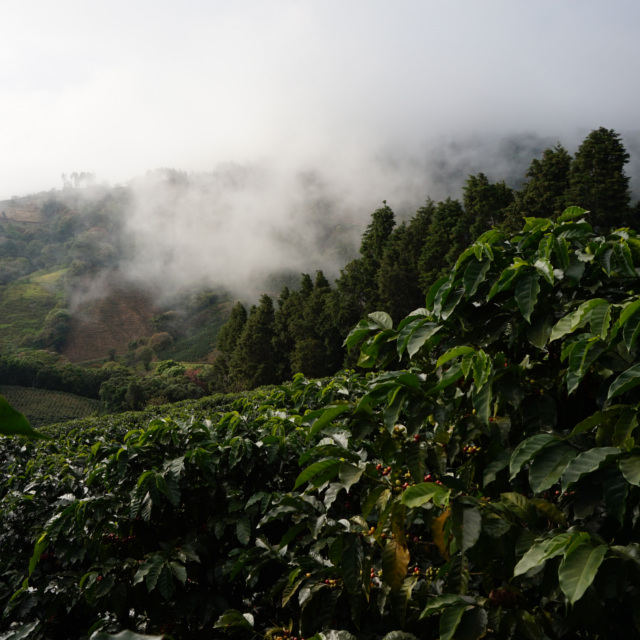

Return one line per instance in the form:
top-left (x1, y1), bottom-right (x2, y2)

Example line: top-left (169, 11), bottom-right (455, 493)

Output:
top-left (0, 384), bottom-right (103, 428)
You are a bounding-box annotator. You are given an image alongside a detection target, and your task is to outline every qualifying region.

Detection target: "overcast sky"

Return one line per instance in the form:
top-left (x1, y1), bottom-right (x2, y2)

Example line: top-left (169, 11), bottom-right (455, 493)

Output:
top-left (1, 0), bottom-right (640, 200)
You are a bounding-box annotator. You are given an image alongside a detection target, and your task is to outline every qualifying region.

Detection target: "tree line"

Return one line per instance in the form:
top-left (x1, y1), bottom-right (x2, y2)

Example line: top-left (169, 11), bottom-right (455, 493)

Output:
top-left (209, 127), bottom-right (640, 392)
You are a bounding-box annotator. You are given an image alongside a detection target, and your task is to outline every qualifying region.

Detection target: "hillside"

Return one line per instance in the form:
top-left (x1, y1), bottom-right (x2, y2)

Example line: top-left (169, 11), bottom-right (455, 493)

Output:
top-left (0, 186), bottom-right (235, 364)
top-left (62, 272), bottom-right (158, 362)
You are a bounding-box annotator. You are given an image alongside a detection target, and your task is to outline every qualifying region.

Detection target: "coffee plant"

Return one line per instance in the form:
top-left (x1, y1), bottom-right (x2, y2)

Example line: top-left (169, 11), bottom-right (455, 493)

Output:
top-left (3, 209), bottom-right (640, 638)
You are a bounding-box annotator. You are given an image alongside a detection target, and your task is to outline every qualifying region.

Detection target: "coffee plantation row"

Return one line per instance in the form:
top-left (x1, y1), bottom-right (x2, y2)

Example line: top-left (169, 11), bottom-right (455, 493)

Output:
top-left (3, 210), bottom-right (640, 638)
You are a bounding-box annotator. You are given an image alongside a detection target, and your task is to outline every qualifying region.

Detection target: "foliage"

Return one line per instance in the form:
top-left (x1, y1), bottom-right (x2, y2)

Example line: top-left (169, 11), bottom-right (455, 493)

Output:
top-left (148, 333), bottom-right (173, 352)
top-left (6, 211), bottom-right (640, 638)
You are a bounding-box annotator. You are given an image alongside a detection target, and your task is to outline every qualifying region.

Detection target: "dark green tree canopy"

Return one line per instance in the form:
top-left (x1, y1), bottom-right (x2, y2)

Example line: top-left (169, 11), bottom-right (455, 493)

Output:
top-left (566, 127), bottom-right (631, 228)
top-left (511, 143), bottom-right (572, 224)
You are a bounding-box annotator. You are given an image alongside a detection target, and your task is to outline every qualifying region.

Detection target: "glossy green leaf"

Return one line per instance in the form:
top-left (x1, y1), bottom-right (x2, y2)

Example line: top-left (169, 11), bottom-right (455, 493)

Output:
top-left (472, 377), bottom-right (492, 425)
top-left (558, 543), bottom-right (607, 604)
top-left (613, 409), bottom-right (638, 447)
top-left (549, 298), bottom-right (609, 342)
top-left (570, 408), bottom-right (623, 437)
top-left (557, 206), bottom-right (588, 222)
top-left (463, 259), bottom-right (490, 297)
top-left (510, 434), bottom-right (558, 479)
top-left (611, 299), bottom-right (640, 342)
top-left (401, 482), bottom-right (450, 508)
top-left (515, 271), bottom-right (540, 323)
top-left (487, 266), bottom-right (519, 301)
top-left (561, 447), bottom-right (621, 492)
top-left (452, 503), bottom-right (482, 552)
top-left (607, 364), bottom-right (640, 401)
top-left (614, 241), bottom-right (636, 276)
top-left (420, 594), bottom-right (475, 618)
top-left (369, 311), bottom-right (393, 330)
top-left (406, 322), bottom-right (442, 358)
top-left (619, 454), bottom-right (640, 486)
top-left (534, 258), bottom-right (554, 285)
top-left (623, 304), bottom-right (640, 351)
top-left (294, 458), bottom-right (341, 489)
top-left (338, 461), bottom-right (364, 492)
top-left (439, 603), bottom-right (468, 640)
top-left (436, 346), bottom-right (476, 369)
top-left (428, 363), bottom-right (464, 394)
top-left (527, 312), bottom-right (553, 349)
top-left (590, 302), bottom-right (612, 339)
top-left (513, 533), bottom-right (573, 576)
top-left (482, 450), bottom-right (510, 487)
top-left (236, 517), bottom-right (251, 546)
top-left (308, 404), bottom-right (351, 438)
top-left (426, 276), bottom-right (451, 312)
top-left (528, 445), bottom-right (576, 493)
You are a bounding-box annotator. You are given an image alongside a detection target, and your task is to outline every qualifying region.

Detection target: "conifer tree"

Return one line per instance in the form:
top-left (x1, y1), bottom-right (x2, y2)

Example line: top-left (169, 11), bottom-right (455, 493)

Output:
top-left (229, 295), bottom-right (278, 389)
top-left (273, 285), bottom-right (304, 381)
top-left (517, 144), bottom-right (572, 222)
top-left (463, 172), bottom-right (514, 238)
top-left (418, 198), bottom-right (471, 292)
top-left (336, 202), bottom-right (396, 327)
top-left (208, 301), bottom-right (247, 392)
top-left (378, 200), bottom-right (435, 320)
top-left (565, 127), bottom-right (631, 229)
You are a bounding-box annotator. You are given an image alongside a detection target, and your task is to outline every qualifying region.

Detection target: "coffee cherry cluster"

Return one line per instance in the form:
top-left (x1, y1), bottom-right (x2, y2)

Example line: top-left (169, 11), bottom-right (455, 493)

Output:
top-left (424, 566), bottom-right (438, 580)
top-left (376, 463), bottom-right (392, 476)
top-left (462, 445), bottom-right (481, 454)
top-left (423, 473), bottom-right (443, 485)
top-left (369, 567), bottom-right (382, 587)
top-left (323, 578), bottom-right (340, 589)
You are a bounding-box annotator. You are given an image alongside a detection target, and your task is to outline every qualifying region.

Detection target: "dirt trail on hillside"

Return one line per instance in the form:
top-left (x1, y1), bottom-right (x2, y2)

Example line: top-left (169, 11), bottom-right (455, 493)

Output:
top-left (62, 273), bottom-right (158, 362)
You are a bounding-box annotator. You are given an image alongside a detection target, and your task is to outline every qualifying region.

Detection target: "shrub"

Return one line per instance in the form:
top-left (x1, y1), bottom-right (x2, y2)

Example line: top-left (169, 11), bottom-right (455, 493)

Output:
top-left (149, 332), bottom-right (174, 352)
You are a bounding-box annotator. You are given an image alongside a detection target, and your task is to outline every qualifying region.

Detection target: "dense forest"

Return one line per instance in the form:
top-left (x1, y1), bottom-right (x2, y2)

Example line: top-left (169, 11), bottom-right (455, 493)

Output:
top-left (210, 128), bottom-right (640, 392)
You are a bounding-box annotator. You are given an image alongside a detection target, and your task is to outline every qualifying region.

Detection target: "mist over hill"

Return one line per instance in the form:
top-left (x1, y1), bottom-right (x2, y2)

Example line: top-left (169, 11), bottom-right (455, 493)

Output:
top-left (13, 129), bottom-right (637, 303)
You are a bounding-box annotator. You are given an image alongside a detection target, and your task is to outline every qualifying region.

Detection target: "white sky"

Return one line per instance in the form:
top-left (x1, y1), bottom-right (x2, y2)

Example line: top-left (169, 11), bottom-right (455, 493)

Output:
top-left (1, 0), bottom-right (640, 199)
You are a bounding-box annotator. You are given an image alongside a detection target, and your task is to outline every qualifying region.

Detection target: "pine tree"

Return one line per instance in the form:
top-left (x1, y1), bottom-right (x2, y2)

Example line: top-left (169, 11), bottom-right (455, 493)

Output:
top-left (336, 202), bottom-right (396, 326)
top-left (208, 302), bottom-right (247, 392)
top-left (378, 200), bottom-right (435, 321)
top-left (565, 128), bottom-right (631, 229)
top-left (418, 198), bottom-right (471, 292)
top-left (462, 173), bottom-right (514, 238)
top-left (229, 295), bottom-right (278, 389)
